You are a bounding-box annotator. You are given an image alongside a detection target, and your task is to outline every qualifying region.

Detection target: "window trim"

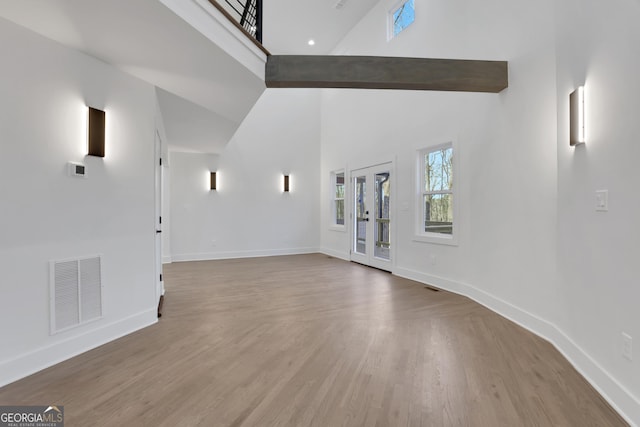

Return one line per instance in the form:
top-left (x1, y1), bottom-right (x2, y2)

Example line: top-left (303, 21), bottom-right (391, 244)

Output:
top-left (414, 140), bottom-right (459, 246)
top-left (329, 169), bottom-right (346, 232)
top-left (387, 0), bottom-right (415, 41)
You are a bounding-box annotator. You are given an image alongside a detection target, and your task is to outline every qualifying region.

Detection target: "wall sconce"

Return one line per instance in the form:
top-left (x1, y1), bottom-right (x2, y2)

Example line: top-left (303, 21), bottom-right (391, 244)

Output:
top-left (570, 86), bottom-right (585, 146)
top-left (210, 172), bottom-right (217, 190)
top-left (87, 107), bottom-right (106, 157)
top-left (283, 175), bottom-right (290, 192)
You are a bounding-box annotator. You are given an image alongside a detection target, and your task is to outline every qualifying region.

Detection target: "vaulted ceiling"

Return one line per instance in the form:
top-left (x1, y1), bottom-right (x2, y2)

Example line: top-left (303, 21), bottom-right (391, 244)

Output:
top-left (264, 0), bottom-right (379, 54)
top-left (0, 0), bottom-right (379, 153)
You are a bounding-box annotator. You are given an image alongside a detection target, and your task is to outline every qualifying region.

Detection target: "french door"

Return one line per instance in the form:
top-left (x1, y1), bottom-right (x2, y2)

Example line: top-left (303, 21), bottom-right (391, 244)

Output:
top-left (350, 163), bottom-right (392, 271)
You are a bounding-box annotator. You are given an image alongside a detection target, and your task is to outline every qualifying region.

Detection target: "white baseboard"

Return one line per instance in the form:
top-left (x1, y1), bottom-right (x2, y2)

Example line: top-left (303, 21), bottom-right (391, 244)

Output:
top-left (171, 247), bottom-right (319, 262)
top-left (319, 247), bottom-right (350, 261)
top-left (0, 309), bottom-right (157, 388)
top-left (162, 256), bottom-right (172, 264)
top-left (393, 266), bottom-right (639, 427)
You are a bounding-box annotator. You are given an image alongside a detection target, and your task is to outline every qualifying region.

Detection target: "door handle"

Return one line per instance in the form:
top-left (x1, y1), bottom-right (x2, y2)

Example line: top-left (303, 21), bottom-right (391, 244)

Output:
top-left (156, 230), bottom-right (162, 234)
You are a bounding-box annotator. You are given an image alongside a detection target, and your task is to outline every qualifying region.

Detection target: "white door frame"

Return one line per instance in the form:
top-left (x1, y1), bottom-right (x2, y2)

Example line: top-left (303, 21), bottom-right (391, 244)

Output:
top-left (349, 162), bottom-right (393, 272)
top-left (154, 131), bottom-right (164, 306)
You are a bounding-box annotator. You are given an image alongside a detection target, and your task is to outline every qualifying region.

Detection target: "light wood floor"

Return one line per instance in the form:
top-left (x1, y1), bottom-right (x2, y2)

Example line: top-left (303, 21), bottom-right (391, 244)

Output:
top-left (0, 254), bottom-right (627, 426)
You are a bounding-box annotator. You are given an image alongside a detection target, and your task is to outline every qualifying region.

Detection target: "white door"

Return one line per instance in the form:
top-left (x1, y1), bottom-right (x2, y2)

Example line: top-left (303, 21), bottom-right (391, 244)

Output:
top-left (350, 163), bottom-right (392, 271)
top-left (154, 131), bottom-right (164, 306)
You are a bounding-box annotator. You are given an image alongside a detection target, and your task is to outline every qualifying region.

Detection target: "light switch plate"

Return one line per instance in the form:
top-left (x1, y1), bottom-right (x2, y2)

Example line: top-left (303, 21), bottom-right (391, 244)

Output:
top-left (595, 190), bottom-right (608, 211)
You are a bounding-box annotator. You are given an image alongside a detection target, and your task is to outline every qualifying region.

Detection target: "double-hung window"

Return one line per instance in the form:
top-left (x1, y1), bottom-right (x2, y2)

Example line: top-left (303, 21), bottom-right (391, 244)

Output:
top-left (417, 143), bottom-right (456, 243)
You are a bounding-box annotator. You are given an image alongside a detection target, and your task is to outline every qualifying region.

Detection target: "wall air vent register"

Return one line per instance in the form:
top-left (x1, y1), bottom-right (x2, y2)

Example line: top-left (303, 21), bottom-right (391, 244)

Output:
top-left (50, 256), bottom-right (103, 334)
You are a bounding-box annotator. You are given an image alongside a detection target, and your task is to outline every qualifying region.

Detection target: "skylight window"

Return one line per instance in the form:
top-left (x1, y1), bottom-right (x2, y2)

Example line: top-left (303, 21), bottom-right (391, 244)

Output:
top-left (390, 0), bottom-right (415, 39)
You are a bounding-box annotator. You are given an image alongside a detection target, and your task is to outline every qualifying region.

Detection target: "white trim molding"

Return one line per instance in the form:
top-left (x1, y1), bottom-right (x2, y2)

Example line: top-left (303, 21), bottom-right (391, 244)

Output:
top-left (171, 247), bottom-right (320, 262)
top-left (0, 309), bottom-right (157, 388)
top-left (319, 248), bottom-right (351, 262)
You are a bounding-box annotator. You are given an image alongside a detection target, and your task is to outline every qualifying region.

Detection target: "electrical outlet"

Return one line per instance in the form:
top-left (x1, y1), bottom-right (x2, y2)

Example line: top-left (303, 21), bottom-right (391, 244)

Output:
top-left (622, 333), bottom-right (633, 361)
top-left (429, 254), bottom-right (437, 266)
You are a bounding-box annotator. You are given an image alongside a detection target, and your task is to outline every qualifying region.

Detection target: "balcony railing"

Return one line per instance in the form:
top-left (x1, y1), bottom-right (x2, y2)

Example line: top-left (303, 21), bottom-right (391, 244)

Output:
top-left (209, 0), bottom-right (262, 44)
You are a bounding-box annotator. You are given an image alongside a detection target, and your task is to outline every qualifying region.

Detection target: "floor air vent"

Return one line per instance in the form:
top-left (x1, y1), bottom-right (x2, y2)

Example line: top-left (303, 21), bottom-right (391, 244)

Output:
top-left (50, 256), bottom-right (103, 334)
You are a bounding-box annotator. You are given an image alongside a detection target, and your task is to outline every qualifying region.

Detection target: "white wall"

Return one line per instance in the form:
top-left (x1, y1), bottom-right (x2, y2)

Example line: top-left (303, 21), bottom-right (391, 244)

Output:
top-left (555, 0), bottom-right (640, 421)
top-left (321, 0), bottom-right (639, 423)
top-left (322, 0), bottom-right (558, 320)
top-left (0, 18), bottom-right (159, 386)
top-left (169, 89), bottom-right (321, 260)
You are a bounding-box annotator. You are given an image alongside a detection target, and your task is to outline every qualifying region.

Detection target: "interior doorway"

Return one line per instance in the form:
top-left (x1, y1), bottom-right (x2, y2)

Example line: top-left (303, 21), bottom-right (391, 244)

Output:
top-left (350, 163), bottom-right (392, 271)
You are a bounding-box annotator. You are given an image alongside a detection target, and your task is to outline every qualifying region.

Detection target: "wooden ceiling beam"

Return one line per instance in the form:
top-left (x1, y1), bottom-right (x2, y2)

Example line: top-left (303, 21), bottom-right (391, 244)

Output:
top-left (265, 55), bottom-right (508, 93)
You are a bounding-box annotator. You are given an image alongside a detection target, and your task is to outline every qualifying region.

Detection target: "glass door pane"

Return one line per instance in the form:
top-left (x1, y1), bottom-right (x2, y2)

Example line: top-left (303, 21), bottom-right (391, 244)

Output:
top-left (354, 175), bottom-right (367, 255)
top-left (374, 172), bottom-right (391, 260)
top-left (350, 163), bottom-right (392, 271)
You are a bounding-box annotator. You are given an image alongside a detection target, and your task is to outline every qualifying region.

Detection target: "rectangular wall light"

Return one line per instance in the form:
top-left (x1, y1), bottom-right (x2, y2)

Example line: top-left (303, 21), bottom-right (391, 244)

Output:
top-left (210, 172), bottom-right (217, 190)
top-left (570, 86), bottom-right (585, 146)
top-left (87, 107), bottom-right (106, 157)
top-left (284, 175), bottom-right (290, 192)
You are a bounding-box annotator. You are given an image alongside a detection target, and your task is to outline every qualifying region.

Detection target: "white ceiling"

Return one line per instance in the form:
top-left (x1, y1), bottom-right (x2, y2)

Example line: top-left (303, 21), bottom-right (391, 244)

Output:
top-left (264, 0), bottom-right (380, 54)
top-left (156, 87), bottom-right (238, 153)
top-left (0, 0), bottom-right (378, 152)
